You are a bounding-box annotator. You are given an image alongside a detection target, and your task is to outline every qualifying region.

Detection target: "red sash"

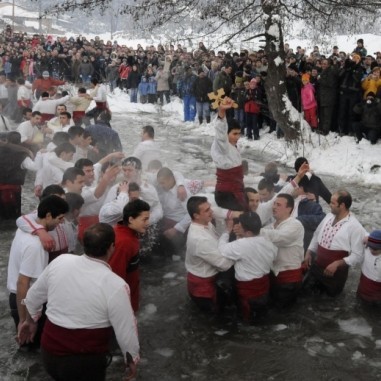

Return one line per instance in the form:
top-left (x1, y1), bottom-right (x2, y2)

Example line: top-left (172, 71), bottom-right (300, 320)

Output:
top-left (0, 184), bottom-right (21, 204)
top-left (236, 275), bottom-right (269, 299)
top-left (316, 244), bottom-right (348, 269)
top-left (78, 215), bottom-right (100, 243)
top-left (236, 275), bottom-right (269, 320)
top-left (41, 113), bottom-right (54, 123)
top-left (42, 318), bottom-right (113, 356)
top-left (273, 268), bottom-right (303, 285)
top-left (73, 111), bottom-right (85, 123)
top-left (215, 165), bottom-right (246, 209)
top-left (17, 100), bottom-right (32, 108)
top-left (95, 102), bottom-right (107, 110)
top-left (357, 273), bottom-right (381, 303)
top-left (187, 272), bottom-right (217, 301)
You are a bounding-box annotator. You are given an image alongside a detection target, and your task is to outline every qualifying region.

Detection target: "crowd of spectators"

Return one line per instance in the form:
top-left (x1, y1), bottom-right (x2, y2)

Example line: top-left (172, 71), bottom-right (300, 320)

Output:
top-left (1, 25), bottom-right (381, 142)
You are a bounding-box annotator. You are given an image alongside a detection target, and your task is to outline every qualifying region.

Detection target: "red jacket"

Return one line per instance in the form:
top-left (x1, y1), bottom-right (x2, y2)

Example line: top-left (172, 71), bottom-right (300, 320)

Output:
top-left (109, 224), bottom-right (140, 312)
top-left (32, 77), bottom-right (65, 92)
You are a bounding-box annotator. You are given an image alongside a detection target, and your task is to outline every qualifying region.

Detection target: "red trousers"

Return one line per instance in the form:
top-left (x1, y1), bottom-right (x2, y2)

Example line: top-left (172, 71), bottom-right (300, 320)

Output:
top-left (304, 107), bottom-right (318, 129)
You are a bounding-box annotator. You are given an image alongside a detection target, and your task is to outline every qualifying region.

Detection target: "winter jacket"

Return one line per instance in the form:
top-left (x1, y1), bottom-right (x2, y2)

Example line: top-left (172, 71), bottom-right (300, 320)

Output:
top-left (192, 76), bottom-right (213, 102)
top-left (318, 66), bottom-right (339, 107)
top-left (79, 61), bottom-right (94, 77)
top-left (339, 61), bottom-right (364, 93)
top-left (127, 71), bottom-right (141, 89)
top-left (213, 71), bottom-right (232, 96)
top-left (353, 99), bottom-right (381, 130)
top-left (178, 74), bottom-right (197, 98)
top-left (301, 83), bottom-right (317, 111)
top-left (156, 70), bottom-right (170, 92)
top-left (138, 77), bottom-right (149, 96)
top-left (230, 86), bottom-right (246, 109)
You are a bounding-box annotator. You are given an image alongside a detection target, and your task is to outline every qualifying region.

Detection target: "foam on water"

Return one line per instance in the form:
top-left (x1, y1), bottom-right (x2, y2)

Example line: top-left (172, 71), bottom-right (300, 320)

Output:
top-left (338, 318), bottom-right (373, 338)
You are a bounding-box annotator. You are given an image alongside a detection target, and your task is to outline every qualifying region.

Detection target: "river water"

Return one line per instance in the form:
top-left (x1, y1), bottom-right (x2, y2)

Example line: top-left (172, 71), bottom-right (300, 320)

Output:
top-left (1, 105), bottom-right (381, 381)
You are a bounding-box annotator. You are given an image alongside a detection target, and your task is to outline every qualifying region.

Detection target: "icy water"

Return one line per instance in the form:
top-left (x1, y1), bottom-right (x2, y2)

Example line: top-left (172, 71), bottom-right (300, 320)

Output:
top-left (1, 105), bottom-right (381, 380)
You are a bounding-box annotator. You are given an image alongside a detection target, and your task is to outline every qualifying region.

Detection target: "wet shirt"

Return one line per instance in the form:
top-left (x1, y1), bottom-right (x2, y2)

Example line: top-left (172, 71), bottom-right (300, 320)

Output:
top-left (361, 249), bottom-right (381, 282)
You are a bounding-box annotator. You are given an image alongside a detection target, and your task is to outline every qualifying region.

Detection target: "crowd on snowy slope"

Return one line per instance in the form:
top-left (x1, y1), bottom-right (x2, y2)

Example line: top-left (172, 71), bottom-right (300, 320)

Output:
top-left (1, 25), bottom-right (381, 142)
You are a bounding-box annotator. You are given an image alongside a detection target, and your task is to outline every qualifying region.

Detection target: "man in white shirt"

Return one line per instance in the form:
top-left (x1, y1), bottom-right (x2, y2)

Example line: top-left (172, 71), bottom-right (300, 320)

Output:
top-left (211, 98), bottom-right (246, 211)
top-left (33, 91), bottom-right (70, 123)
top-left (74, 154), bottom-right (122, 242)
top-left (185, 196), bottom-right (237, 313)
top-left (304, 190), bottom-right (366, 296)
top-left (132, 125), bottom-right (161, 170)
top-left (261, 193), bottom-right (305, 307)
top-left (85, 78), bottom-right (108, 126)
top-left (219, 212), bottom-right (278, 322)
top-left (7, 195), bottom-right (68, 347)
top-left (17, 111), bottom-right (46, 151)
top-left (18, 223), bottom-right (139, 380)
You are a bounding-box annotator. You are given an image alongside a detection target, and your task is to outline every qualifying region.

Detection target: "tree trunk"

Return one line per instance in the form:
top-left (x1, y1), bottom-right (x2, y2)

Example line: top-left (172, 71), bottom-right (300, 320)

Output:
top-left (262, 1), bottom-right (300, 141)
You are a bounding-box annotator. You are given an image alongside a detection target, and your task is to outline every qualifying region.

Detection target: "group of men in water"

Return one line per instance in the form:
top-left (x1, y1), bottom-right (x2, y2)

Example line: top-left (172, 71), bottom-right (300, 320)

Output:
top-left (3, 93), bottom-right (381, 381)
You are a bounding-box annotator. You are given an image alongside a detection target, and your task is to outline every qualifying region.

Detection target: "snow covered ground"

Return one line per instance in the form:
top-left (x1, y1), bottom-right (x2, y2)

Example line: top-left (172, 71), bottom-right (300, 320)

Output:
top-left (107, 89), bottom-right (381, 187)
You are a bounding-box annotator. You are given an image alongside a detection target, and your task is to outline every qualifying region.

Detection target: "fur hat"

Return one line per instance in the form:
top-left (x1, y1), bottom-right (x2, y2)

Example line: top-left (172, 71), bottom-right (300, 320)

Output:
top-left (368, 230), bottom-right (381, 250)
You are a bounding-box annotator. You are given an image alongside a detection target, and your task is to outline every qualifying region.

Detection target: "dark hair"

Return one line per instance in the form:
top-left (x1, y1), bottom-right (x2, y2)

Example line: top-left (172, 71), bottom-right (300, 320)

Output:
top-left (123, 199), bottom-right (150, 224)
top-left (41, 184), bottom-right (65, 200)
top-left (258, 178), bottom-right (274, 192)
top-left (147, 159), bottom-right (162, 171)
top-left (7, 131), bottom-right (21, 144)
top-left (17, 78), bottom-right (25, 85)
top-left (62, 167), bottom-right (85, 184)
top-left (122, 156), bottom-right (142, 170)
top-left (227, 118), bottom-right (241, 133)
top-left (83, 223), bottom-right (115, 258)
top-left (37, 195), bottom-right (69, 218)
top-left (60, 111), bottom-right (71, 119)
top-left (56, 104), bottom-right (67, 111)
top-left (157, 167), bottom-right (174, 180)
top-left (68, 126), bottom-right (84, 139)
top-left (187, 196), bottom-right (208, 220)
top-left (52, 131), bottom-right (70, 146)
top-left (31, 111), bottom-right (42, 117)
top-left (65, 192), bottom-right (85, 212)
top-left (128, 182), bottom-right (140, 193)
top-left (75, 158), bottom-right (94, 170)
top-left (78, 87), bottom-right (87, 94)
top-left (276, 193), bottom-right (295, 210)
top-left (41, 91), bottom-right (49, 98)
top-left (54, 142), bottom-right (75, 156)
top-left (142, 125), bottom-right (155, 138)
top-left (239, 212), bottom-right (261, 235)
top-left (83, 130), bottom-right (92, 140)
top-left (22, 107), bottom-right (32, 115)
top-left (336, 190), bottom-right (352, 209)
top-left (294, 157), bottom-right (308, 172)
top-left (91, 78), bottom-right (99, 86)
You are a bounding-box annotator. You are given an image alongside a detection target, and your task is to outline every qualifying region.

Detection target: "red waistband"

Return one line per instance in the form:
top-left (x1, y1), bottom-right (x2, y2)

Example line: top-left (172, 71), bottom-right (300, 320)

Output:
top-left (316, 244), bottom-right (348, 268)
top-left (187, 272), bottom-right (217, 299)
top-left (0, 184), bottom-right (22, 191)
top-left (95, 102), bottom-right (107, 109)
top-left (42, 318), bottom-right (113, 356)
top-left (357, 273), bottom-right (381, 302)
top-left (236, 274), bottom-right (269, 298)
top-left (273, 268), bottom-right (302, 284)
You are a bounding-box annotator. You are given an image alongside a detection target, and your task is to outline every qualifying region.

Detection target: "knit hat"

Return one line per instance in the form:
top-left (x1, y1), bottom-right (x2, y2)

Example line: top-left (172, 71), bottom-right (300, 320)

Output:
top-left (367, 230), bottom-right (381, 250)
top-left (302, 73), bottom-right (310, 82)
top-left (42, 71), bottom-right (49, 77)
top-left (357, 38), bottom-right (364, 45)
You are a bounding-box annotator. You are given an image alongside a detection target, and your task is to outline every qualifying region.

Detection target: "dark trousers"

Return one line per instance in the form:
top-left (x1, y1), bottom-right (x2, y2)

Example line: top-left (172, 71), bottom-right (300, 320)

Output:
top-left (338, 92), bottom-right (360, 135)
top-left (353, 122), bottom-right (380, 144)
top-left (270, 276), bottom-right (301, 308)
top-left (319, 105), bottom-right (335, 134)
top-left (215, 191), bottom-right (245, 212)
top-left (309, 263), bottom-right (349, 297)
top-left (246, 112), bottom-right (259, 139)
top-left (42, 348), bottom-right (110, 381)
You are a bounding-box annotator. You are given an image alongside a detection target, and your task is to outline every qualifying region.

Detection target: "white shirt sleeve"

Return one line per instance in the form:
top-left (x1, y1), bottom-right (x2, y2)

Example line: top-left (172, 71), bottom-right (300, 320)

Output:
top-left (21, 156), bottom-right (37, 171)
